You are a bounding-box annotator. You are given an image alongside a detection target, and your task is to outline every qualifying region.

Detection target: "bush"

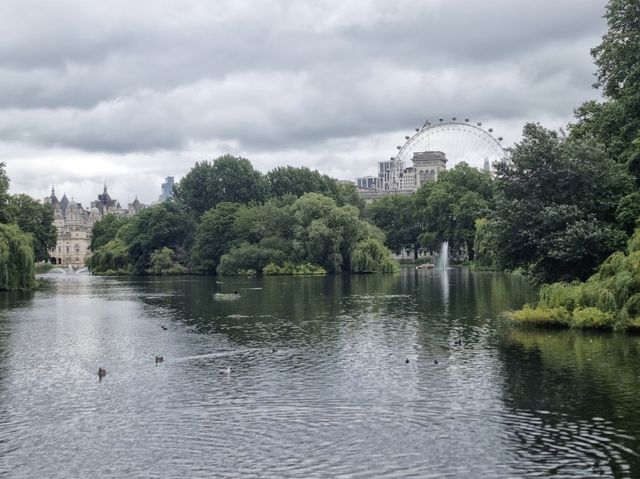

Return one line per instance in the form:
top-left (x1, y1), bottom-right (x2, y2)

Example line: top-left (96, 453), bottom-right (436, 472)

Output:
top-left (146, 247), bottom-right (187, 275)
top-left (218, 243), bottom-right (285, 276)
top-left (509, 306), bottom-right (571, 328)
top-left (571, 307), bottom-right (615, 330)
top-left (263, 262), bottom-right (326, 275)
top-left (350, 238), bottom-right (397, 273)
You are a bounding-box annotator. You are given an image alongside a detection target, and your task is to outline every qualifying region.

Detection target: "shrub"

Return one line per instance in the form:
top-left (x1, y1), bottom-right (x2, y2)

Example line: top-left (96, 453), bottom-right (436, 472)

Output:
top-left (571, 307), bottom-right (615, 330)
top-left (218, 243), bottom-right (285, 276)
top-left (263, 262), bottom-right (326, 275)
top-left (509, 306), bottom-right (571, 327)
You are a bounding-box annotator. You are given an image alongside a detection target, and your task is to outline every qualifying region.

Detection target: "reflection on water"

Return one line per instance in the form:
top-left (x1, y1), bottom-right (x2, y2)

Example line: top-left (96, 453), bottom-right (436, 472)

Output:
top-left (0, 268), bottom-right (639, 477)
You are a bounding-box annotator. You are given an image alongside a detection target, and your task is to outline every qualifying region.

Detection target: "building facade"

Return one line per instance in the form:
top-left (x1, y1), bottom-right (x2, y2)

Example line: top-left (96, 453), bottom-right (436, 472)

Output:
top-left (45, 185), bottom-right (145, 268)
top-left (356, 150), bottom-right (448, 194)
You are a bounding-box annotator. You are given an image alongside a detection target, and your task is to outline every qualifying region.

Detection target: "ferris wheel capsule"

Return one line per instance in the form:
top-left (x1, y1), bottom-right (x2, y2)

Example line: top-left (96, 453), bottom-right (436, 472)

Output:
top-left (488, 128), bottom-right (493, 133)
top-left (405, 136), bottom-right (410, 140)
top-left (452, 117), bottom-right (457, 121)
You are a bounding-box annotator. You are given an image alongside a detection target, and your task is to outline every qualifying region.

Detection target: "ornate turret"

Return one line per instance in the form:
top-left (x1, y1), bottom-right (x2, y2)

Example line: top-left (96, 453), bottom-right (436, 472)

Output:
top-left (46, 186), bottom-right (59, 206)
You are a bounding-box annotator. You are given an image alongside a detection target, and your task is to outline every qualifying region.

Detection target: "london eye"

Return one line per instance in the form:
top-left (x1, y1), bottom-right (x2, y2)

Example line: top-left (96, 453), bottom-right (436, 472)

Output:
top-left (389, 118), bottom-right (506, 189)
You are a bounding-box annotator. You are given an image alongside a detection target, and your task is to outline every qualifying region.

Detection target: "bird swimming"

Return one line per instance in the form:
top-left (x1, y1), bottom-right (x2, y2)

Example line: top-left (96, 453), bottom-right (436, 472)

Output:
top-left (405, 358), bottom-right (410, 364)
top-left (161, 325), bottom-right (168, 331)
top-left (433, 359), bottom-right (439, 365)
top-left (220, 367), bottom-right (231, 375)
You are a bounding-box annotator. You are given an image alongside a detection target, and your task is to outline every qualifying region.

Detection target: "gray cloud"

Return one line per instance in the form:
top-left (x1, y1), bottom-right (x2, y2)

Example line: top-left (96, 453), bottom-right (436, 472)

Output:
top-left (0, 0), bottom-right (609, 203)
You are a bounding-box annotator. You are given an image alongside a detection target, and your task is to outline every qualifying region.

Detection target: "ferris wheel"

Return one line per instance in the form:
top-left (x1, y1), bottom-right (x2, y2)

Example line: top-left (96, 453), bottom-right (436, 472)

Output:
top-left (389, 117), bottom-right (506, 189)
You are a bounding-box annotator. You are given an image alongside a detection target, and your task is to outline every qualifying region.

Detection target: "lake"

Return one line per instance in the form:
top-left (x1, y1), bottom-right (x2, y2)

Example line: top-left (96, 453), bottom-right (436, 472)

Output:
top-left (1, 268), bottom-right (639, 478)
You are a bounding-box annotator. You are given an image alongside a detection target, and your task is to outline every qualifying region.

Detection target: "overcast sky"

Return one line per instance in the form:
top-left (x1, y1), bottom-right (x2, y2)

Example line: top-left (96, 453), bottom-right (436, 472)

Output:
top-left (1, 0), bottom-right (608, 206)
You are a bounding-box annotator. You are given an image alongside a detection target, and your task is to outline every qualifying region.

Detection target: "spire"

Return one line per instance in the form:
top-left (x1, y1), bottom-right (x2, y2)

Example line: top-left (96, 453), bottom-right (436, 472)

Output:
top-left (103, 180), bottom-right (108, 194)
top-left (51, 185), bottom-right (55, 196)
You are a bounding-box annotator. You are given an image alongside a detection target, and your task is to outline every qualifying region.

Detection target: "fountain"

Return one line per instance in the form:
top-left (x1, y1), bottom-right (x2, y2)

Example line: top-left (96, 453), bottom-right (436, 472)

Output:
top-left (436, 241), bottom-right (449, 269)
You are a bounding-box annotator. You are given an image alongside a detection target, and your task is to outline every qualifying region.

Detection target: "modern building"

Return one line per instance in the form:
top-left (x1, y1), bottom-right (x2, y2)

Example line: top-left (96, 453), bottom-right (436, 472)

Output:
top-left (45, 185), bottom-right (146, 267)
top-left (159, 176), bottom-right (175, 202)
top-left (357, 150), bottom-right (447, 195)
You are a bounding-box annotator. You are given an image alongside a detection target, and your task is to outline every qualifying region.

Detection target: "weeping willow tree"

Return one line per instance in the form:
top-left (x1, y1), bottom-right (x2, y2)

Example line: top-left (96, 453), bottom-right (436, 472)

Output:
top-left (350, 238), bottom-right (397, 273)
top-left (0, 223), bottom-right (35, 290)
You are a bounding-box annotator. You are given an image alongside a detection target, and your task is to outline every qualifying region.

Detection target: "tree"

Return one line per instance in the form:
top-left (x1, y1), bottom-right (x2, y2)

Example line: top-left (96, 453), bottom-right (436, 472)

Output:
top-left (491, 123), bottom-right (633, 282)
top-left (266, 166), bottom-right (338, 198)
top-left (147, 247), bottom-right (186, 274)
top-left (90, 214), bottom-right (131, 251)
top-left (191, 202), bottom-right (242, 273)
top-left (571, 0), bottom-right (640, 180)
top-left (366, 194), bottom-right (421, 258)
top-left (174, 155), bottom-right (269, 217)
top-left (0, 162), bottom-right (10, 224)
top-left (6, 194), bottom-right (56, 262)
top-left (104, 202), bottom-right (193, 273)
top-left (0, 223), bottom-right (35, 290)
top-left (414, 162), bottom-right (493, 260)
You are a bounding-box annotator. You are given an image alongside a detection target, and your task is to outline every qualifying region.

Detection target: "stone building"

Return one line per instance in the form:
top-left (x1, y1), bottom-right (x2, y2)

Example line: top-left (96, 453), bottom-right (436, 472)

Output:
top-left (45, 185), bottom-right (145, 268)
top-left (356, 150), bottom-right (448, 194)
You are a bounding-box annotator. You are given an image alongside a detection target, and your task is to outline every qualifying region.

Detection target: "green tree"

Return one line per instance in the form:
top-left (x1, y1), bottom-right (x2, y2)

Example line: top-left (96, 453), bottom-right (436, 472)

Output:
top-left (571, 0), bottom-right (640, 180)
top-left (0, 223), bottom-right (35, 290)
top-left (218, 243), bottom-right (286, 275)
top-left (174, 155), bottom-right (269, 217)
top-left (491, 123), bottom-right (633, 282)
top-left (91, 202), bottom-right (193, 274)
top-left (147, 247), bottom-right (186, 275)
top-left (6, 194), bottom-right (56, 262)
top-left (0, 162), bottom-right (9, 224)
top-left (90, 214), bottom-right (131, 251)
top-left (366, 194), bottom-right (421, 258)
top-left (414, 162), bottom-right (493, 259)
top-left (266, 166), bottom-right (338, 198)
top-left (191, 202), bottom-right (242, 273)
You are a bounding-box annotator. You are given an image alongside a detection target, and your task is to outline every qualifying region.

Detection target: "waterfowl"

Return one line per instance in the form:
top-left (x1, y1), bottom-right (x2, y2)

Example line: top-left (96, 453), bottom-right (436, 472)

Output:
top-left (220, 367), bottom-right (231, 375)
top-left (454, 339), bottom-right (462, 346)
top-left (433, 359), bottom-right (439, 365)
top-left (155, 356), bottom-right (164, 363)
top-left (405, 358), bottom-right (410, 364)
top-left (161, 325), bottom-right (168, 331)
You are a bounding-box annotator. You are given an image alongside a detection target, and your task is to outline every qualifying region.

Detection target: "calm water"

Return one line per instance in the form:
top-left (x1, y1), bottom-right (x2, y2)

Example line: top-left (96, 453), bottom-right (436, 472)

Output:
top-left (1, 268), bottom-right (640, 478)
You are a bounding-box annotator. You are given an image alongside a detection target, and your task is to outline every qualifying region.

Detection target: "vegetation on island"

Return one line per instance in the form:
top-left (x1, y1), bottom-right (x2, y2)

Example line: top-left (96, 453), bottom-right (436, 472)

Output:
top-left (88, 161), bottom-right (393, 276)
top-left (506, 0), bottom-right (640, 330)
top-left (0, 162), bottom-right (56, 290)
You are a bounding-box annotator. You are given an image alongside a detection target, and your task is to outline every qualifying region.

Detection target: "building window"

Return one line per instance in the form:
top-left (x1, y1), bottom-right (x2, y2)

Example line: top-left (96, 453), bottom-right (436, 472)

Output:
top-left (66, 246), bottom-right (69, 253)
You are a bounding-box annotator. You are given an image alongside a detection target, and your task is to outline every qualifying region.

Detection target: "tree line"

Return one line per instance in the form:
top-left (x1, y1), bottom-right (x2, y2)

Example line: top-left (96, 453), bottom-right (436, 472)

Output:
top-left (88, 157), bottom-right (395, 276)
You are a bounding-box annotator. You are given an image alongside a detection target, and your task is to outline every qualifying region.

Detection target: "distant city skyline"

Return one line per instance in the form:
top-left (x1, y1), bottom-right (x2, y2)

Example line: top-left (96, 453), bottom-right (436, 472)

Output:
top-left (1, 0), bottom-right (609, 205)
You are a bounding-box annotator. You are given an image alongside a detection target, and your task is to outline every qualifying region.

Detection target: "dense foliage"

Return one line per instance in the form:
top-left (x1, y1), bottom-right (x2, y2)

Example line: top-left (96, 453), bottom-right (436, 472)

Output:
top-left (0, 162), bottom-right (54, 290)
top-left (510, 227), bottom-right (640, 331)
top-left (90, 158), bottom-right (395, 276)
top-left (486, 124), bottom-right (633, 283)
top-left (571, 0), bottom-right (640, 181)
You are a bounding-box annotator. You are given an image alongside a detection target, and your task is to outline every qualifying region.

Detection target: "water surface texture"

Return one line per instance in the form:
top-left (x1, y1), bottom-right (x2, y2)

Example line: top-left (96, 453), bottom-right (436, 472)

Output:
top-left (1, 269), bottom-right (639, 478)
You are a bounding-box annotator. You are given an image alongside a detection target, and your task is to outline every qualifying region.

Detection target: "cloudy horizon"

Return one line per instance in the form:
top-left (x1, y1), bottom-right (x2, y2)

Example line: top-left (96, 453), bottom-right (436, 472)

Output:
top-left (1, 0), bottom-right (608, 206)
